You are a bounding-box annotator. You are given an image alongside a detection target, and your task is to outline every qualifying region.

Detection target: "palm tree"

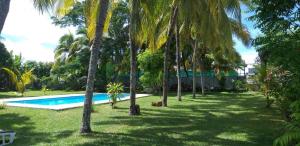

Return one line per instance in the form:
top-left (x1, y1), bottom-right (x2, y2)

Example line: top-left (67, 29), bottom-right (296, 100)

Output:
top-left (184, 1), bottom-right (234, 100)
top-left (55, 29), bottom-right (90, 64)
top-left (80, 0), bottom-right (109, 133)
top-left (197, 44), bottom-right (208, 96)
top-left (0, 0), bottom-right (10, 34)
top-left (175, 22), bottom-right (181, 101)
top-left (162, 5), bottom-right (178, 106)
top-left (2, 68), bottom-right (35, 96)
top-left (128, 0), bottom-right (141, 115)
top-left (147, 0), bottom-right (244, 104)
top-left (197, 18), bottom-right (251, 96)
top-left (54, 33), bottom-right (75, 64)
top-left (192, 40), bottom-right (197, 98)
top-left (33, 0), bottom-right (110, 133)
top-left (67, 28), bottom-right (90, 62)
top-left (190, 0), bottom-right (251, 97)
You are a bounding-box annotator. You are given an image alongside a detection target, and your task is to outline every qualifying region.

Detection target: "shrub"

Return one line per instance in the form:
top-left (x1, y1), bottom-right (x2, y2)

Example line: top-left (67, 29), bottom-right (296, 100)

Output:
top-left (138, 50), bottom-right (163, 93)
top-left (0, 102), bottom-right (6, 110)
top-left (233, 80), bottom-right (247, 92)
top-left (107, 82), bottom-right (124, 109)
top-left (41, 85), bottom-right (48, 95)
top-left (274, 101), bottom-right (300, 146)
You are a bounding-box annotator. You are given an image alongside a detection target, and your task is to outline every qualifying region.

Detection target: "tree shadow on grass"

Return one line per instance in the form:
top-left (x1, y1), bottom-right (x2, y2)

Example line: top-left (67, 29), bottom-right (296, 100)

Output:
top-left (0, 113), bottom-right (75, 146)
top-left (0, 92), bottom-right (283, 145)
top-left (87, 92), bottom-right (283, 146)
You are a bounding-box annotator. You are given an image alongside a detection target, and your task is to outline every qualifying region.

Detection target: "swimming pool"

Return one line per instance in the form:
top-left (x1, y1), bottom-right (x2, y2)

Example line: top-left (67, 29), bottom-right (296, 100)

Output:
top-left (2, 93), bottom-right (149, 110)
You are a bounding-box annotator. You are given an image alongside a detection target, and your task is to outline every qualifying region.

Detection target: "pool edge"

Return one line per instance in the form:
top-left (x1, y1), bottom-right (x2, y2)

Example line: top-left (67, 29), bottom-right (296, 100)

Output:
top-left (0, 94), bottom-right (151, 110)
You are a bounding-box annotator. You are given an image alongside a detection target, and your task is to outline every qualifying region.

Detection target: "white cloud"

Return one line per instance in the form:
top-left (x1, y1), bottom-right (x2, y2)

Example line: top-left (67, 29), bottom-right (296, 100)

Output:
top-left (1, 0), bottom-right (259, 65)
top-left (1, 0), bottom-right (75, 62)
top-left (233, 42), bottom-right (258, 65)
top-left (241, 51), bottom-right (258, 64)
top-left (3, 38), bottom-right (55, 62)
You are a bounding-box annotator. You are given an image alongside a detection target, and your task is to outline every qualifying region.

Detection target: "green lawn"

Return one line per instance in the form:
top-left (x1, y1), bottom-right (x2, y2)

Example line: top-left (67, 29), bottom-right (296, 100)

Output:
top-left (0, 90), bottom-right (84, 99)
top-left (0, 92), bottom-right (284, 146)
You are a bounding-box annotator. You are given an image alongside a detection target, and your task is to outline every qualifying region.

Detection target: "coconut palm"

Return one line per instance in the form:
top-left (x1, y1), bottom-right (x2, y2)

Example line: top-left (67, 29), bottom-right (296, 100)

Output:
top-left (186, 0), bottom-right (251, 97)
top-left (192, 40), bottom-right (197, 98)
top-left (143, 0), bottom-right (244, 105)
top-left (54, 33), bottom-right (75, 64)
top-left (33, 0), bottom-right (110, 133)
top-left (2, 68), bottom-right (35, 96)
top-left (34, 0), bottom-right (151, 117)
top-left (128, 0), bottom-right (141, 115)
top-left (197, 18), bottom-right (251, 96)
top-left (0, 0), bottom-right (10, 34)
top-left (162, 5), bottom-right (178, 106)
top-left (66, 28), bottom-right (90, 62)
top-left (175, 22), bottom-right (181, 101)
top-left (80, 0), bottom-right (109, 133)
top-left (83, 0), bottom-right (141, 115)
top-left (56, 28), bottom-right (90, 63)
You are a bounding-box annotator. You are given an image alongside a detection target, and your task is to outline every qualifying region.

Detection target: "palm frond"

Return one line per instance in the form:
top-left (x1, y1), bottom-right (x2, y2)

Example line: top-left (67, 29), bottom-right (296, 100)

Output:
top-left (21, 69), bottom-right (35, 86)
top-left (55, 0), bottom-right (76, 16)
top-left (84, 0), bottom-right (116, 41)
top-left (2, 68), bottom-right (18, 85)
top-left (33, 0), bottom-right (57, 13)
top-left (230, 18), bottom-right (251, 46)
top-left (274, 131), bottom-right (300, 146)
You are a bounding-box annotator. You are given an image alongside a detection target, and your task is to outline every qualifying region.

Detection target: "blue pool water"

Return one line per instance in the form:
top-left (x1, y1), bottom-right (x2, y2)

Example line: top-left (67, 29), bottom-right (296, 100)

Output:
top-left (8, 93), bottom-right (129, 106)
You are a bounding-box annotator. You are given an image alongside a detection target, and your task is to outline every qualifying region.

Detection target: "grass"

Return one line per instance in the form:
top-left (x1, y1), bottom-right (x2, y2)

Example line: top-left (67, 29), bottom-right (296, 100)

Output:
top-left (0, 90), bottom-right (84, 99)
top-left (0, 92), bottom-right (284, 146)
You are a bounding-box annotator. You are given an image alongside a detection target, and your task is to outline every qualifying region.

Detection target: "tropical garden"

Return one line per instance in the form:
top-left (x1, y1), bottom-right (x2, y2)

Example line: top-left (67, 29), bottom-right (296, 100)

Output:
top-left (0, 0), bottom-right (299, 145)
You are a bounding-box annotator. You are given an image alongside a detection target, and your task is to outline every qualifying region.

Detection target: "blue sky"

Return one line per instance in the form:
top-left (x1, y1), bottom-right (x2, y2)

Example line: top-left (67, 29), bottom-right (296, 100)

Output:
top-left (1, 0), bottom-right (259, 64)
top-left (1, 0), bottom-right (75, 62)
top-left (234, 5), bottom-right (261, 65)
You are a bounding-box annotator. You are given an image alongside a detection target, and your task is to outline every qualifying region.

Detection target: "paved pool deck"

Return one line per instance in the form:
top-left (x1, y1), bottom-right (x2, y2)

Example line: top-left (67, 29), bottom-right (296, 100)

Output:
top-left (0, 93), bottom-right (151, 110)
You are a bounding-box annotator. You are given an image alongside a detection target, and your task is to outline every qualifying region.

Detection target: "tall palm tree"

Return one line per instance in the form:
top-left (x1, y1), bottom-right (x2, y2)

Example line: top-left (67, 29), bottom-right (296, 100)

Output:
top-left (162, 5), bottom-right (178, 106)
top-left (77, 0), bottom-right (157, 115)
top-left (197, 18), bottom-right (251, 96)
top-left (80, 0), bottom-right (109, 133)
top-left (140, 0), bottom-right (249, 102)
top-left (192, 40), bottom-right (197, 98)
top-left (33, 0), bottom-right (110, 133)
top-left (175, 21), bottom-right (181, 101)
top-left (129, 0), bottom-right (141, 115)
top-left (138, 1), bottom-right (204, 103)
top-left (191, 0), bottom-right (251, 97)
top-left (170, 0), bottom-right (238, 101)
top-left (0, 0), bottom-right (10, 34)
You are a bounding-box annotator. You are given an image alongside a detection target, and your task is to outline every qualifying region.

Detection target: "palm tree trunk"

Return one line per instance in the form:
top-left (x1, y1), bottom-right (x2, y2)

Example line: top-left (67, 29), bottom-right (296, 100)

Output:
top-left (199, 56), bottom-right (205, 96)
top-left (129, 0), bottom-right (140, 115)
top-left (183, 60), bottom-right (189, 78)
top-left (129, 41), bottom-right (139, 115)
top-left (192, 40), bottom-right (197, 99)
top-left (162, 5), bottom-right (178, 107)
top-left (80, 0), bottom-right (109, 134)
top-left (0, 0), bottom-right (10, 34)
top-left (175, 22), bottom-right (181, 101)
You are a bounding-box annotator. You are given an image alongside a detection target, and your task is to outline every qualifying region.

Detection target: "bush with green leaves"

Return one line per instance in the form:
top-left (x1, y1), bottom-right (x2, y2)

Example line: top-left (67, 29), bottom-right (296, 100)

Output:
top-left (274, 100), bottom-right (300, 146)
top-left (251, 1), bottom-right (300, 144)
top-left (107, 82), bottom-right (124, 109)
top-left (2, 67), bottom-right (35, 96)
top-left (233, 80), bottom-right (246, 91)
top-left (41, 85), bottom-right (48, 95)
top-left (0, 102), bottom-right (6, 110)
top-left (138, 49), bottom-right (163, 93)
